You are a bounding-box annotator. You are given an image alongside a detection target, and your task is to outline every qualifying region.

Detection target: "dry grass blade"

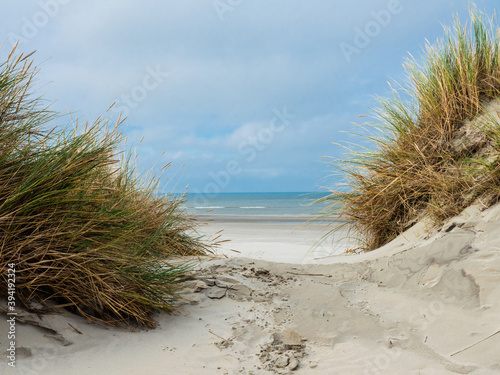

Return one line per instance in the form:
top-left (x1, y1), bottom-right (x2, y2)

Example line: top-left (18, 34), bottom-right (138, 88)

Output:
top-left (320, 8), bottom-right (500, 250)
top-left (450, 330), bottom-right (500, 356)
top-left (0, 46), bottom-right (216, 328)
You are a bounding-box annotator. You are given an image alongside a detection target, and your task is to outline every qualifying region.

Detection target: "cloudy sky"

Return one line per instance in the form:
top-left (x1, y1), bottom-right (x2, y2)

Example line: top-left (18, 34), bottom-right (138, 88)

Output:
top-left (2, 1), bottom-right (498, 193)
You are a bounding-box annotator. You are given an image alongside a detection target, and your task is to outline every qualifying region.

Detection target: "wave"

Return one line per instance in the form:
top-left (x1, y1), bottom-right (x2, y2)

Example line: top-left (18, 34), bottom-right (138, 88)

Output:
top-left (240, 206), bottom-right (266, 209)
top-left (194, 206), bottom-right (224, 209)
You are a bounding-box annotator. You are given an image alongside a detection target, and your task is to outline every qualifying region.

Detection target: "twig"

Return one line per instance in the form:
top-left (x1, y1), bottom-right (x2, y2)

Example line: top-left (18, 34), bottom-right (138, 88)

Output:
top-left (68, 323), bottom-right (83, 335)
top-left (450, 330), bottom-right (500, 356)
top-left (209, 330), bottom-right (227, 341)
top-left (287, 271), bottom-right (331, 277)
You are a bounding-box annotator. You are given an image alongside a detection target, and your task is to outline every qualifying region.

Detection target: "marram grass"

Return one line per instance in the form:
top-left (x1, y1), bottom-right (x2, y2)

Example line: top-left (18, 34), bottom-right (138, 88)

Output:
top-left (0, 46), bottom-right (214, 328)
top-left (321, 9), bottom-right (500, 251)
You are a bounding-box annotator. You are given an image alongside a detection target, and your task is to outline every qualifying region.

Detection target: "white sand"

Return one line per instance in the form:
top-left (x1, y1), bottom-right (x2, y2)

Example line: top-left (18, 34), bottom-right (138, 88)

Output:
top-left (1, 205), bottom-right (500, 374)
top-left (198, 218), bottom-right (352, 263)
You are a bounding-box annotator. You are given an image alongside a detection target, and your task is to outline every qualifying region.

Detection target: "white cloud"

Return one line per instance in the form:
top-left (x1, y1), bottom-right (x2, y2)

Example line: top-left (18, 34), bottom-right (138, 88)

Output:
top-left (2, 0), bottom-right (495, 192)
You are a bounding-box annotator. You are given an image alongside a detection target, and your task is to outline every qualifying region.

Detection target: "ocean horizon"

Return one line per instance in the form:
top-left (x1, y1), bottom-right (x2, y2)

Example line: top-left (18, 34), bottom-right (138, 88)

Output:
top-left (182, 192), bottom-right (330, 218)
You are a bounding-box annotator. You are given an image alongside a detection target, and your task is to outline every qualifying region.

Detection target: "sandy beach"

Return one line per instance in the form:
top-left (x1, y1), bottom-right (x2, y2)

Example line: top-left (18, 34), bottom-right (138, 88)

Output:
top-left (1, 203), bottom-right (500, 374)
top-left (4, 2), bottom-right (500, 375)
top-left (197, 215), bottom-right (349, 264)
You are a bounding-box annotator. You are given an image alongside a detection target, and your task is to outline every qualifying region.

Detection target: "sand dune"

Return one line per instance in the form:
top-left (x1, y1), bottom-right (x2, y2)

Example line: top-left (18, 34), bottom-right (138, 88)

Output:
top-left (1, 202), bottom-right (500, 374)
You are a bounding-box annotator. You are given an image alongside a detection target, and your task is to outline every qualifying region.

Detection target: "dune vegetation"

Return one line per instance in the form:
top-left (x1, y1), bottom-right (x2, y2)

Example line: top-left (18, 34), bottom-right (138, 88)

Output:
top-left (322, 9), bottom-right (500, 251)
top-left (0, 46), bottom-right (214, 328)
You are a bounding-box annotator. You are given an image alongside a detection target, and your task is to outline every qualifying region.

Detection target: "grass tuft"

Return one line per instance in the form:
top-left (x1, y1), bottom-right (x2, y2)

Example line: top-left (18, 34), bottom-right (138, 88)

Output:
top-left (320, 8), bottom-right (500, 251)
top-left (0, 46), bottom-right (214, 328)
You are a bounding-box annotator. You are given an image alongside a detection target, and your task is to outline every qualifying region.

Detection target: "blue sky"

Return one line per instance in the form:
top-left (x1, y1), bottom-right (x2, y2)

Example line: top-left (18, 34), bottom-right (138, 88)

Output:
top-left (2, 1), bottom-right (498, 193)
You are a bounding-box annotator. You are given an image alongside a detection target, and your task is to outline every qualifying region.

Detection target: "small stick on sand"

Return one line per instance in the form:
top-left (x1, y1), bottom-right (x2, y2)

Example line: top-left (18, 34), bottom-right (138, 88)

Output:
top-left (450, 330), bottom-right (500, 356)
top-left (209, 330), bottom-right (227, 341)
top-left (68, 323), bottom-right (83, 335)
top-left (287, 272), bottom-right (331, 277)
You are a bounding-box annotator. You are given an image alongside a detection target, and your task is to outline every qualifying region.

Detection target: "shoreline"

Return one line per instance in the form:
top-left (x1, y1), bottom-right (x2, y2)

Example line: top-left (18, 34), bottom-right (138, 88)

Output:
top-left (194, 213), bottom-right (339, 224)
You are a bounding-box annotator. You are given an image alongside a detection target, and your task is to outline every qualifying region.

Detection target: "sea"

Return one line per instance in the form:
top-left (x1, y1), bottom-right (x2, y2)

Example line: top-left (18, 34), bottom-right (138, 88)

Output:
top-left (182, 192), bottom-right (331, 218)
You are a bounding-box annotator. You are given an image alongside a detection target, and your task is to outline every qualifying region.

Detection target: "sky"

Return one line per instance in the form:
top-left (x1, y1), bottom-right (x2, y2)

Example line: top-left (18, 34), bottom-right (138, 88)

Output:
top-left (1, 1), bottom-right (499, 194)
